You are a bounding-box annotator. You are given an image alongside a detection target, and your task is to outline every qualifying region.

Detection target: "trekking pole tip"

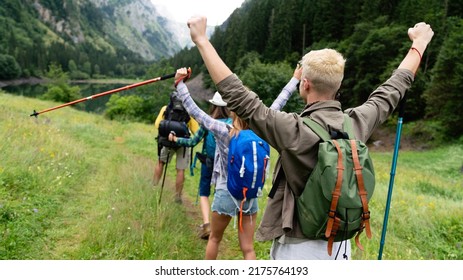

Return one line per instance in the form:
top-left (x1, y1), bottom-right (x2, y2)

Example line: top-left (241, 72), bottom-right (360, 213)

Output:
top-left (30, 110), bottom-right (39, 117)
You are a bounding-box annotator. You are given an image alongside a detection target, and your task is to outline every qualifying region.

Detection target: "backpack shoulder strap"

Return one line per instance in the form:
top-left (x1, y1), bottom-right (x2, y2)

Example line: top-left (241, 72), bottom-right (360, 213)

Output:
top-left (342, 114), bottom-right (355, 140)
top-left (303, 117), bottom-right (331, 141)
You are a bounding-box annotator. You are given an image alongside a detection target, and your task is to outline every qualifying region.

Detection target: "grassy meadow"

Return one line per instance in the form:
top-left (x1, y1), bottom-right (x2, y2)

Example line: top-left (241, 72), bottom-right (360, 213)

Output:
top-left (1, 91), bottom-right (462, 260)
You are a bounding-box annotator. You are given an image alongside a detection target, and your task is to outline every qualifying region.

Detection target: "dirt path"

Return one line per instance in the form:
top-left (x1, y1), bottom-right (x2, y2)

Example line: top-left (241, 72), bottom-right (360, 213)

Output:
top-left (368, 125), bottom-right (422, 152)
top-left (160, 174), bottom-right (240, 259)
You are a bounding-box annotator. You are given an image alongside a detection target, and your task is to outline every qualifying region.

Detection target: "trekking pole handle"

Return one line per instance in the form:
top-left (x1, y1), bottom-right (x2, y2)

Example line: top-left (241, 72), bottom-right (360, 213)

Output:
top-left (160, 72), bottom-right (175, 80)
top-left (398, 96), bottom-right (406, 118)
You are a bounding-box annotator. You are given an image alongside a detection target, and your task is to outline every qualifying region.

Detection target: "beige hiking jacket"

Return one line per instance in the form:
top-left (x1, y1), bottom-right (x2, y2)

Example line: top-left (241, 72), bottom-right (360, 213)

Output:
top-left (217, 69), bottom-right (415, 241)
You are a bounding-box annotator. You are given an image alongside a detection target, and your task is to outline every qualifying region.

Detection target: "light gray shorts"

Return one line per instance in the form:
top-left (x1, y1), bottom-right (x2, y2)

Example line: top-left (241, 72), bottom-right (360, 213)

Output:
top-left (159, 146), bottom-right (190, 170)
top-left (270, 236), bottom-right (351, 260)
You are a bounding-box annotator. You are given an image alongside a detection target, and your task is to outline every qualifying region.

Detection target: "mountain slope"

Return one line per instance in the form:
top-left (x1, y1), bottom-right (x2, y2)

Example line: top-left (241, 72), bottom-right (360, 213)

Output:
top-left (33, 0), bottom-right (182, 61)
top-left (0, 0), bottom-right (187, 79)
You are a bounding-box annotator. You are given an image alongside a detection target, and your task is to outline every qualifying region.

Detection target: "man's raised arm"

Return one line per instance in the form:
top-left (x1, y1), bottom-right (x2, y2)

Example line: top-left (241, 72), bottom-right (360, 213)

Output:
top-left (187, 16), bottom-right (233, 84)
top-left (398, 22), bottom-right (434, 75)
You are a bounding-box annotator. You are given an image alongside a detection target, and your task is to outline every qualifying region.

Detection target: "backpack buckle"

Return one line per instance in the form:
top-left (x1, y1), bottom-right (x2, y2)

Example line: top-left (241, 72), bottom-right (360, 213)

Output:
top-left (329, 129), bottom-right (349, 139)
top-left (362, 211), bottom-right (371, 220)
top-left (328, 209), bottom-right (337, 219)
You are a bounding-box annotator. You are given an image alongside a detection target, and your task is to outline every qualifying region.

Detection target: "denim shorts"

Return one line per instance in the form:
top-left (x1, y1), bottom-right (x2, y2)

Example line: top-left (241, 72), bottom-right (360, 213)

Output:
top-left (211, 189), bottom-right (258, 217)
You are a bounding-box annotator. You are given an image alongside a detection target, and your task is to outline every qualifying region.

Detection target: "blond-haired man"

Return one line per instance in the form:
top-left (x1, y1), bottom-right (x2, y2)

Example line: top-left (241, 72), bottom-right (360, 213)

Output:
top-left (187, 16), bottom-right (434, 259)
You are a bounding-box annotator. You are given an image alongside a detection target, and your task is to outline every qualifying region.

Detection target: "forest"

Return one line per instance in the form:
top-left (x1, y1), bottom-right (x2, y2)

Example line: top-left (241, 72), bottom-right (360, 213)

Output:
top-left (169, 0), bottom-right (463, 141)
top-left (0, 0), bottom-right (174, 80)
top-left (1, 0), bottom-right (463, 141)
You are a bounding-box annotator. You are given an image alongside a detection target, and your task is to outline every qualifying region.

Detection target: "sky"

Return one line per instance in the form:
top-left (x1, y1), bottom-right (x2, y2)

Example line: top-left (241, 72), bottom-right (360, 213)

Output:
top-left (150, 0), bottom-right (246, 26)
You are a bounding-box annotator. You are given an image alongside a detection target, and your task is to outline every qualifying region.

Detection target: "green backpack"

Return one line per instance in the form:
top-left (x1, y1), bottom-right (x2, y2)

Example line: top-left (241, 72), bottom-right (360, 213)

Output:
top-left (297, 114), bottom-right (375, 256)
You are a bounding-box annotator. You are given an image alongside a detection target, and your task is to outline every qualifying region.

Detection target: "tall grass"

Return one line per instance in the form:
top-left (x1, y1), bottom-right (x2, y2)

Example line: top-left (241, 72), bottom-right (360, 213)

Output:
top-left (359, 146), bottom-right (463, 260)
top-left (1, 91), bottom-right (462, 260)
top-left (0, 92), bottom-right (204, 259)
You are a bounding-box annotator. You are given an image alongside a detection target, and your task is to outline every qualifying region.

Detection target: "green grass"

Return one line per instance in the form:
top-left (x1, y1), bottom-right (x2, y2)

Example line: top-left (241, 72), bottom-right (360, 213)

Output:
top-left (0, 92), bottom-right (203, 259)
top-left (1, 91), bottom-right (462, 260)
top-left (354, 146), bottom-right (463, 260)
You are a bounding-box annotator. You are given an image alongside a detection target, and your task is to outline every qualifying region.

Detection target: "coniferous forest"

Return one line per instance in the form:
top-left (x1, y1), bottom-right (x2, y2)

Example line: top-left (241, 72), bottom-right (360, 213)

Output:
top-left (171, 0), bottom-right (463, 142)
top-left (1, 0), bottom-right (463, 141)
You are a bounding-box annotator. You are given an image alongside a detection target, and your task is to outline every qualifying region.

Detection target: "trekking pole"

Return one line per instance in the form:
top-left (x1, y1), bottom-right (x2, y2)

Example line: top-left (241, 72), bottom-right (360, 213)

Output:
top-left (30, 72), bottom-right (176, 117)
top-left (378, 98), bottom-right (406, 260)
top-left (158, 150), bottom-right (170, 204)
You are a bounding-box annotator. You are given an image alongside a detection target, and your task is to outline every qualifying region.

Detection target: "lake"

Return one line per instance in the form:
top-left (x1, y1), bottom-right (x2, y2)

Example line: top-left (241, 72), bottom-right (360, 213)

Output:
top-left (1, 82), bottom-right (132, 114)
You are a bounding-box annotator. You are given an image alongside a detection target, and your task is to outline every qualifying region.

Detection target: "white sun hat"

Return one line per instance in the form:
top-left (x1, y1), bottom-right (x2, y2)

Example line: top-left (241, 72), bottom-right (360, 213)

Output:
top-left (209, 91), bottom-right (227, 107)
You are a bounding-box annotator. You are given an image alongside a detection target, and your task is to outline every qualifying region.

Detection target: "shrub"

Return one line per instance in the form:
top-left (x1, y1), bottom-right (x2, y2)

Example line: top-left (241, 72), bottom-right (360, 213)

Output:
top-left (0, 54), bottom-right (21, 79)
top-left (104, 94), bottom-right (144, 122)
top-left (41, 85), bottom-right (82, 104)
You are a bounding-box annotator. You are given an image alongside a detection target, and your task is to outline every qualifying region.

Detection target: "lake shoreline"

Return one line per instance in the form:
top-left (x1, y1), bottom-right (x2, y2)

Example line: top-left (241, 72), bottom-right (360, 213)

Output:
top-left (0, 77), bottom-right (138, 88)
top-left (0, 77), bottom-right (45, 88)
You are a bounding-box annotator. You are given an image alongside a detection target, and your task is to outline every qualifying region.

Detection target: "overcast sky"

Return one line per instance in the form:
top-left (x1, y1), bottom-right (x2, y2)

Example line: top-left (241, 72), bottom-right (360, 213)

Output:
top-left (150, 0), bottom-right (246, 26)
